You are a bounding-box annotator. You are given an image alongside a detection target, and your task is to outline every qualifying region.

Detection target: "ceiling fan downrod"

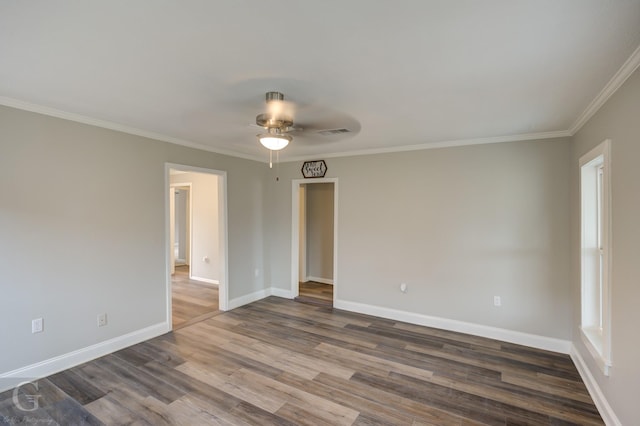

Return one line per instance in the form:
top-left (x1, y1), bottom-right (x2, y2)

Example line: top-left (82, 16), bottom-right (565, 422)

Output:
top-left (265, 91), bottom-right (284, 103)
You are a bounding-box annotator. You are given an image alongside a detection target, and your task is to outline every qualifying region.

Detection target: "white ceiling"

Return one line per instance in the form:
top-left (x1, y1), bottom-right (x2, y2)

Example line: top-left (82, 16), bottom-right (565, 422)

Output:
top-left (1, 1), bottom-right (639, 162)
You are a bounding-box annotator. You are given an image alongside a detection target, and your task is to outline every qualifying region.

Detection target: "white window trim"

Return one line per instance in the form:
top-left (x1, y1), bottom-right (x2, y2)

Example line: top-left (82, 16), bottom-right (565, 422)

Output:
top-left (579, 139), bottom-right (612, 376)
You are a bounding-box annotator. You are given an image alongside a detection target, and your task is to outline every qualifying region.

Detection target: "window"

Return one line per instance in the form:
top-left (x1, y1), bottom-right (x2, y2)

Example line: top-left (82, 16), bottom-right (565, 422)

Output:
top-left (579, 139), bottom-right (611, 375)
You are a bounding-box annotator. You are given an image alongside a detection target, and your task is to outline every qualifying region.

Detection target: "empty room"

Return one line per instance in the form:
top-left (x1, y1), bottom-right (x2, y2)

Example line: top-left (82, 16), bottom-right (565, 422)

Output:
top-left (1, 2), bottom-right (639, 425)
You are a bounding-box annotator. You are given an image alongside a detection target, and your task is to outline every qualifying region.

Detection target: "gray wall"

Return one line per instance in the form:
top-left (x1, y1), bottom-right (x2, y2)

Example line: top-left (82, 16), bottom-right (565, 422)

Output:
top-left (0, 105), bottom-right (268, 374)
top-left (269, 137), bottom-right (572, 339)
top-left (305, 183), bottom-right (334, 281)
top-left (571, 67), bottom-right (640, 425)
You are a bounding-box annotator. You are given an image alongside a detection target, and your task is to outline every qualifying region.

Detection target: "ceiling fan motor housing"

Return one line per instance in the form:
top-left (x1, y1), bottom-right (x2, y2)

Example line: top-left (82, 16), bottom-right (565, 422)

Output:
top-left (256, 91), bottom-right (293, 130)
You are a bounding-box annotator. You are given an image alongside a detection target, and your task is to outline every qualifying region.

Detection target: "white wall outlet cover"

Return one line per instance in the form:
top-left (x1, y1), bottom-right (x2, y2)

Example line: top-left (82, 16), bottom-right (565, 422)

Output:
top-left (32, 318), bottom-right (43, 333)
top-left (97, 313), bottom-right (108, 327)
top-left (400, 283), bottom-right (407, 293)
top-left (494, 296), bottom-right (502, 307)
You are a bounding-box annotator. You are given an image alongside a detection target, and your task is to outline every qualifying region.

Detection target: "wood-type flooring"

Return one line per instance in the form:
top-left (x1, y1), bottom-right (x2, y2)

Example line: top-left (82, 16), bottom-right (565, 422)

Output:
top-left (0, 297), bottom-right (603, 425)
top-left (172, 265), bottom-right (219, 329)
top-left (297, 281), bottom-right (333, 307)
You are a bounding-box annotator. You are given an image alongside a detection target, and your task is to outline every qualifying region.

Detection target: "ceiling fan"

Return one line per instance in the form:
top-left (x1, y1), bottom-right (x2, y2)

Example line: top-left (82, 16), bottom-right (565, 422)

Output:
top-left (255, 91), bottom-right (296, 151)
top-left (253, 91), bottom-right (360, 158)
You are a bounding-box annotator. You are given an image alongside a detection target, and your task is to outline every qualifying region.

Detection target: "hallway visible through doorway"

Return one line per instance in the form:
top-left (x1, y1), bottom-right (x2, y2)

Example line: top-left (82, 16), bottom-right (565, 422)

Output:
top-left (172, 265), bottom-right (219, 329)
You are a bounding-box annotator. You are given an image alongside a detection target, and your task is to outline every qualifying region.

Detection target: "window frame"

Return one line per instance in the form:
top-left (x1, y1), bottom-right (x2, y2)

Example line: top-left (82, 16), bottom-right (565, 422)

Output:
top-left (579, 139), bottom-right (612, 376)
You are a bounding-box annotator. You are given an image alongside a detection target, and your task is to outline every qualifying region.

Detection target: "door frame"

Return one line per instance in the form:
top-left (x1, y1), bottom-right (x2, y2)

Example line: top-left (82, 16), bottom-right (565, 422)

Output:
top-left (165, 163), bottom-right (229, 329)
top-left (298, 184), bottom-right (307, 283)
top-left (291, 178), bottom-right (338, 302)
top-left (170, 183), bottom-right (192, 272)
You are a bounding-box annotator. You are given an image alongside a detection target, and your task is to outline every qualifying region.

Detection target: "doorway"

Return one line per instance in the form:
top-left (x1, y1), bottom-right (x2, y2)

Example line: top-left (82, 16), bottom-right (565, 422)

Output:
top-left (166, 164), bottom-right (228, 330)
top-left (291, 179), bottom-right (338, 307)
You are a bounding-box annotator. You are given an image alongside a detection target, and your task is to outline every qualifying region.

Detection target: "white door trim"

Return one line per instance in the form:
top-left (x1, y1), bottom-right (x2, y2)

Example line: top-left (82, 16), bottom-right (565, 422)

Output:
top-left (165, 163), bottom-right (229, 331)
top-left (298, 184), bottom-right (307, 283)
top-left (291, 178), bottom-right (338, 303)
top-left (170, 183), bottom-right (192, 271)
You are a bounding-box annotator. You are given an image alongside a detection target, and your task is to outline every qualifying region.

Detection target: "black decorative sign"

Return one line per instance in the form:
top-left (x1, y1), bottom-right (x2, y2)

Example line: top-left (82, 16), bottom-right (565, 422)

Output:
top-left (301, 160), bottom-right (328, 178)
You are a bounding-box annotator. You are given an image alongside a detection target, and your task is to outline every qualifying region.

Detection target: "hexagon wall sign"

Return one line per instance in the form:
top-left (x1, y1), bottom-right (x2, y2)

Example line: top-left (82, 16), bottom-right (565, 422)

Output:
top-left (301, 160), bottom-right (327, 178)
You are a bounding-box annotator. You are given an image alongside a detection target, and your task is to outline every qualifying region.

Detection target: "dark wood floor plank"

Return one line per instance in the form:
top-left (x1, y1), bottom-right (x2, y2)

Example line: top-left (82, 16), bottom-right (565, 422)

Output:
top-left (274, 318), bottom-right (379, 349)
top-left (501, 370), bottom-right (593, 403)
top-left (244, 298), bottom-right (373, 328)
top-left (92, 355), bottom-right (185, 405)
top-left (48, 369), bottom-right (106, 406)
top-left (391, 320), bottom-right (504, 350)
top-left (128, 338), bottom-right (187, 368)
top-left (43, 396), bottom-right (104, 426)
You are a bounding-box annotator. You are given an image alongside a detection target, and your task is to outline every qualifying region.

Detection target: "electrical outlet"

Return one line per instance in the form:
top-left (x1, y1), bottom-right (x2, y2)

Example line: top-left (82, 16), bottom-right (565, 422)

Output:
top-left (400, 283), bottom-right (408, 293)
top-left (494, 296), bottom-right (501, 307)
top-left (97, 313), bottom-right (107, 327)
top-left (32, 318), bottom-right (43, 334)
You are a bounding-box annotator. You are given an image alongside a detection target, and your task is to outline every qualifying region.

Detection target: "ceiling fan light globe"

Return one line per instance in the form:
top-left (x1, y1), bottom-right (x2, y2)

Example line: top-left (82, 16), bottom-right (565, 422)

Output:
top-left (258, 134), bottom-right (291, 151)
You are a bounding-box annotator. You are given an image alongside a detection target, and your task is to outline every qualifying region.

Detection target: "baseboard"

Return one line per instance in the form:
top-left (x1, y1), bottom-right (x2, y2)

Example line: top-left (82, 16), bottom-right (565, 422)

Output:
top-left (570, 344), bottom-right (620, 426)
top-left (333, 299), bottom-right (571, 354)
top-left (227, 288), bottom-right (271, 310)
top-left (189, 276), bottom-right (219, 285)
top-left (226, 286), bottom-right (296, 310)
top-left (306, 276), bottom-right (334, 285)
top-left (0, 322), bottom-right (170, 393)
top-left (270, 287), bottom-right (294, 299)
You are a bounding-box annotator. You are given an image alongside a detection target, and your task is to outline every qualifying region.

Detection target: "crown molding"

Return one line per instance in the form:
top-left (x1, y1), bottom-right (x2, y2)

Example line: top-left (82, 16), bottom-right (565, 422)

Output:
top-left (0, 96), bottom-right (264, 163)
top-left (280, 130), bottom-right (572, 163)
top-left (569, 44), bottom-right (640, 135)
